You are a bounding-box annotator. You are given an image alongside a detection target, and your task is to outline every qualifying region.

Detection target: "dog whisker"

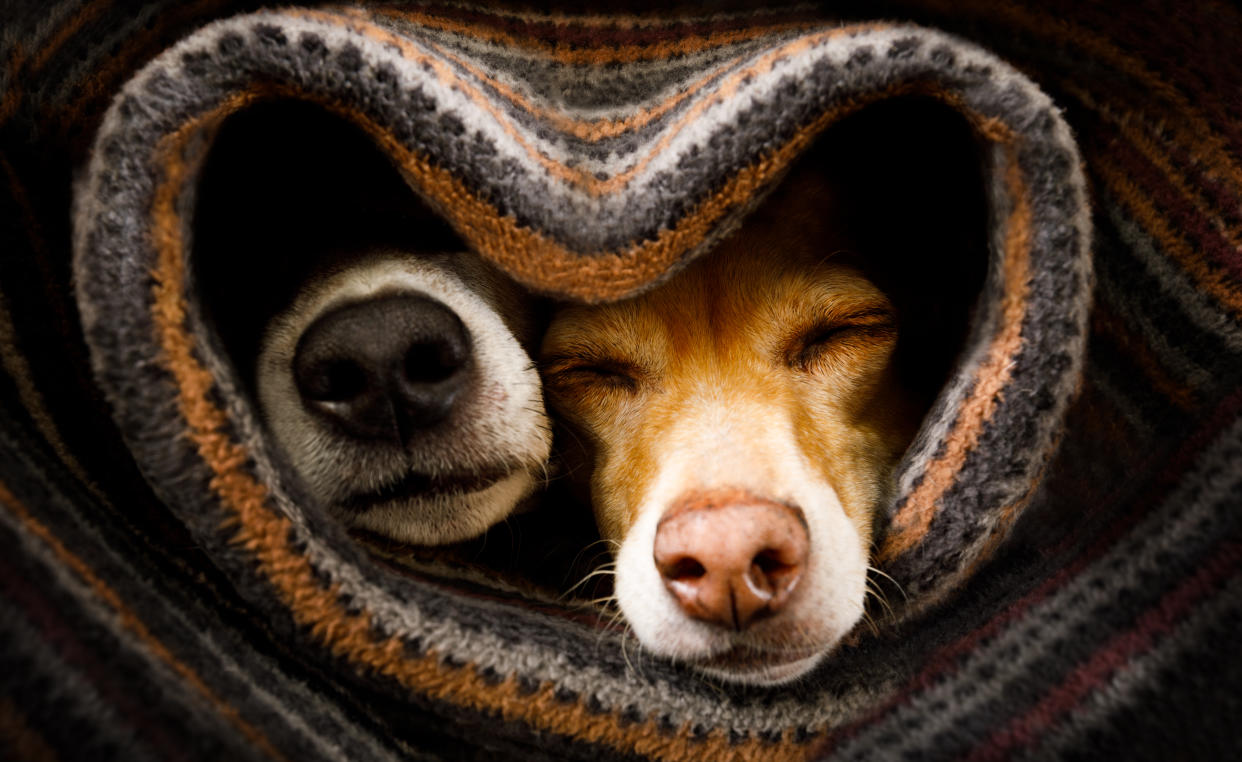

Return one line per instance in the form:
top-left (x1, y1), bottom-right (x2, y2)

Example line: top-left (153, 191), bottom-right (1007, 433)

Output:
top-left (540, 178), bottom-right (920, 686)
top-left (864, 586), bottom-right (894, 624)
top-left (560, 566), bottom-right (618, 601)
top-left (867, 564), bottom-right (908, 602)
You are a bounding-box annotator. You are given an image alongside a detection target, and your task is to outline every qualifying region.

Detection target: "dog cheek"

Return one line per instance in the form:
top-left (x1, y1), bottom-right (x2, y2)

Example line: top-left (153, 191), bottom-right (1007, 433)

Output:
top-left (792, 401), bottom-right (885, 539)
top-left (590, 434), bottom-right (657, 544)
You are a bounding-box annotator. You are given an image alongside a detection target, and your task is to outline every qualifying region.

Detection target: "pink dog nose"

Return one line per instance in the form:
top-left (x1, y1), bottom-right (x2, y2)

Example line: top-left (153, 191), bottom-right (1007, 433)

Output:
top-left (653, 490), bottom-right (809, 631)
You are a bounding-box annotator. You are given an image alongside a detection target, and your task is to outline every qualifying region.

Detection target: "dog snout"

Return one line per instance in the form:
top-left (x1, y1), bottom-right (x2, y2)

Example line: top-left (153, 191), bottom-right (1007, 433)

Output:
top-left (652, 491), bottom-right (809, 631)
top-left (293, 293), bottom-right (472, 444)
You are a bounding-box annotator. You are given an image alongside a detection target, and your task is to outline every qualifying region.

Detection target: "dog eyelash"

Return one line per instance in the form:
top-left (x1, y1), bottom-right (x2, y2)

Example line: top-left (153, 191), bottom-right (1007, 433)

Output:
top-left (542, 358), bottom-right (641, 391)
top-left (791, 312), bottom-right (896, 370)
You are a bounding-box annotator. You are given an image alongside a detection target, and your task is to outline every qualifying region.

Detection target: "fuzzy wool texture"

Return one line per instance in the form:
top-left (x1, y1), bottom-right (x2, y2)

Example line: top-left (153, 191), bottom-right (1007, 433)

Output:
top-left (0, 2), bottom-right (1239, 760)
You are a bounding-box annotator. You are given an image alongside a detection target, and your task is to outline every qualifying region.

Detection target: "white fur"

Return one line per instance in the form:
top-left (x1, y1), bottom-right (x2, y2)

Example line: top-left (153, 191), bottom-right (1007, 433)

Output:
top-left (256, 252), bottom-right (550, 544)
top-left (611, 392), bottom-right (868, 686)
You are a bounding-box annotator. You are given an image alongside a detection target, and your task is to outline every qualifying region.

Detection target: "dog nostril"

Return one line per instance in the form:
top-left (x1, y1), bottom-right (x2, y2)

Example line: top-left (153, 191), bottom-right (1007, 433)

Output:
top-left (292, 294), bottom-right (474, 443)
top-left (663, 556), bottom-right (707, 582)
top-left (753, 549), bottom-right (794, 578)
top-left (653, 494), bottom-right (809, 631)
top-left (404, 339), bottom-right (465, 385)
top-left (303, 359), bottom-right (368, 402)
top-left (750, 548), bottom-right (799, 595)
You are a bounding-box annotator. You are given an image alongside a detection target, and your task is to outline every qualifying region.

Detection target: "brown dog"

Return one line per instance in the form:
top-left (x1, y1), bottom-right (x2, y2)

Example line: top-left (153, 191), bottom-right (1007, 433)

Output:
top-left (540, 165), bottom-right (922, 685)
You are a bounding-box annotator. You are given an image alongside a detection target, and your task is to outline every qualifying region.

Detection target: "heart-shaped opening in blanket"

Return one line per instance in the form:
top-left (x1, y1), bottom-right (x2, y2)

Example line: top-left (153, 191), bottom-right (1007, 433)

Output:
top-left (72, 12), bottom-right (1090, 733)
top-left (190, 94), bottom-right (990, 601)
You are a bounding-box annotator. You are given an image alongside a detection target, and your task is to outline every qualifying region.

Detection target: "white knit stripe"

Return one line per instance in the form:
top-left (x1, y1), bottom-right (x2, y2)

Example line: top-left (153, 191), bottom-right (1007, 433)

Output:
top-left (70, 13), bottom-right (1093, 738)
top-left (396, 19), bottom-right (793, 123)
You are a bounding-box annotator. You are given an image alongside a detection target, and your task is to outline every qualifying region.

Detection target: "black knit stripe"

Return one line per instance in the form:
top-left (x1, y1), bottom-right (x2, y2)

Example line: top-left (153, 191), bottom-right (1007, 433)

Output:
top-left (816, 373), bottom-right (1240, 755)
top-left (1094, 218), bottom-right (1241, 401)
top-left (65, 14), bottom-right (1092, 740)
top-left (0, 515), bottom-right (272, 762)
top-left (882, 127), bottom-right (1091, 601)
top-left (0, 411), bottom-right (423, 761)
top-left (0, 595), bottom-right (165, 762)
top-left (1022, 571), bottom-right (1242, 761)
top-left (829, 401), bottom-right (1242, 759)
top-left (73, 14), bottom-right (1079, 257)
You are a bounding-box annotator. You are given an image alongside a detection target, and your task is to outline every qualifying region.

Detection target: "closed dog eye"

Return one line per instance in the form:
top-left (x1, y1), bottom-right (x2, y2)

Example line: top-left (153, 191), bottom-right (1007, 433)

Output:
top-left (788, 308), bottom-right (897, 373)
top-left (542, 357), bottom-right (643, 393)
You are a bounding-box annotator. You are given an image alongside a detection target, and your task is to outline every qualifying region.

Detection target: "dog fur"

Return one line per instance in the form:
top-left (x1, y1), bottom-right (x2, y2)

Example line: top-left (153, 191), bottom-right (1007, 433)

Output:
top-left (257, 248), bottom-right (551, 545)
top-left (540, 166), bottom-right (921, 685)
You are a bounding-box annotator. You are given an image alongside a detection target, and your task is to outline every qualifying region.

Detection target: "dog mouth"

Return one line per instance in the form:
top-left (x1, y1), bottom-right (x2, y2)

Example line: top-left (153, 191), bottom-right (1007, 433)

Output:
top-left (342, 466), bottom-right (515, 511)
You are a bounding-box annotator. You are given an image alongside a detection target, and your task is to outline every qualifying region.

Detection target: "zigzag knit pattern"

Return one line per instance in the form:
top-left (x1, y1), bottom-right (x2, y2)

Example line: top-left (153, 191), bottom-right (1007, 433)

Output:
top-left (1, 2), bottom-right (1240, 760)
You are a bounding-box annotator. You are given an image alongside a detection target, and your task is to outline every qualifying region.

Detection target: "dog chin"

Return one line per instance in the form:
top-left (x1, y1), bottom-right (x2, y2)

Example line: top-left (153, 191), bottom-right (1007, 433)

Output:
top-left (692, 649), bottom-right (828, 686)
top-left (347, 469), bottom-right (538, 545)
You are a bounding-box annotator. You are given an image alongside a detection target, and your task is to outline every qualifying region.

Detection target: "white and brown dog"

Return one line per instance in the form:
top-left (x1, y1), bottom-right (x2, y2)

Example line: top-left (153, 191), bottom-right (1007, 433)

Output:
top-left (257, 249), bottom-right (551, 545)
top-left (541, 166), bottom-right (923, 685)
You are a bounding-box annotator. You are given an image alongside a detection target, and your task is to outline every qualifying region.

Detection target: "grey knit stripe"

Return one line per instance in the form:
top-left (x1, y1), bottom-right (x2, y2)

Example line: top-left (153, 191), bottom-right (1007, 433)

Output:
top-left (291, 507), bottom-right (898, 734)
top-left (1083, 365), bottom-right (1162, 442)
top-left (398, 18), bottom-right (794, 119)
top-left (0, 598), bottom-right (159, 762)
top-left (1017, 571), bottom-right (1242, 761)
top-left (82, 14), bottom-right (1077, 257)
top-left (889, 122), bottom-right (1092, 604)
top-left (1106, 202), bottom-right (1242, 352)
top-left (40, 0), bottom-right (181, 112)
top-left (1096, 265), bottom-right (1217, 395)
top-left (0, 423), bottom-right (407, 762)
top-left (0, 469), bottom-right (389, 762)
top-left (1095, 231), bottom-right (1228, 392)
top-left (0, 511), bottom-right (267, 758)
top-left (834, 407), bottom-right (1242, 758)
top-left (70, 10), bottom-right (1091, 736)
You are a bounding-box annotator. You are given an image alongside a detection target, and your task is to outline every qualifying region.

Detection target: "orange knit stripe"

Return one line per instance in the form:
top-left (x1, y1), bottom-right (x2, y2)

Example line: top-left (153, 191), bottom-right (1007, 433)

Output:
top-left (0, 696), bottom-right (58, 762)
top-left (419, 35), bottom-right (742, 143)
top-left (1061, 81), bottom-right (1242, 267)
top-left (293, 9), bottom-right (599, 191)
top-left (0, 0), bottom-right (115, 125)
top-left (361, 6), bottom-right (824, 66)
top-left (298, 11), bottom-right (880, 195)
top-left (181, 76), bottom-right (983, 303)
top-left (1092, 155), bottom-right (1242, 318)
top-left (1091, 304), bottom-right (1198, 412)
top-left (0, 478), bottom-right (290, 762)
top-left (577, 25), bottom-right (879, 197)
top-left (375, 81), bottom-right (993, 302)
top-left (29, 0), bottom-right (116, 73)
top-left (878, 142), bottom-right (1033, 563)
top-left (145, 91), bottom-right (812, 762)
top-left (920, 0), bottom-right (1242, 196)
top-left (0, 44), bottom-right (26, 125)
top-left (0, 154), bottom-right (110, 504)
top-left (62, 0), bottom-right (234, 128)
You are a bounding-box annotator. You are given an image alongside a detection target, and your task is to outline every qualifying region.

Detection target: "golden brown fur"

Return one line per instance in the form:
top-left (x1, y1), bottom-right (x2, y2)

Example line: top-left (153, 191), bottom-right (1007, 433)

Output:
top-left (541, 167), bottom-right (920, 684)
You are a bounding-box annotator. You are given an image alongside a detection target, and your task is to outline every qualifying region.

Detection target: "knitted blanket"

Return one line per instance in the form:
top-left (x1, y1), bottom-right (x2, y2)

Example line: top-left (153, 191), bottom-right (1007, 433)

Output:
top-left (2, 2), bottom-right (1240, 760)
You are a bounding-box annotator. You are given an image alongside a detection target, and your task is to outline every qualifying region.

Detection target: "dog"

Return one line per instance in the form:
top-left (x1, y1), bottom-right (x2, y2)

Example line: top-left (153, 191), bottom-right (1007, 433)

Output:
top-left (540, 163), bottom-right (924, 685)
top-left (256, 248), bottom-right (552, 545)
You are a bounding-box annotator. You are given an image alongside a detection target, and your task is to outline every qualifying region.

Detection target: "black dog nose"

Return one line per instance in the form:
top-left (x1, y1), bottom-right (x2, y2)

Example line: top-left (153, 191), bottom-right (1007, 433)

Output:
top-left (292, 294), bottom-right (472, 443)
